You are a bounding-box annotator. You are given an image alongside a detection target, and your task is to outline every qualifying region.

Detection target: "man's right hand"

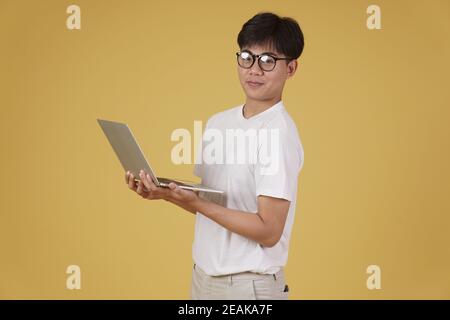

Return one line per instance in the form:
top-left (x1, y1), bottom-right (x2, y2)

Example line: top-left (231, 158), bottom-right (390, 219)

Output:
top-left (125, 170), bottom-right (168, 200)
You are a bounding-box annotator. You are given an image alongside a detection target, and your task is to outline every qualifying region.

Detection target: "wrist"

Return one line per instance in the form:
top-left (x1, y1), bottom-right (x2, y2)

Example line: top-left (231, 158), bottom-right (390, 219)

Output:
top-left (191, 196), bottom-right (205, 211)
top-left (162, 193), bottom-right (172, 202)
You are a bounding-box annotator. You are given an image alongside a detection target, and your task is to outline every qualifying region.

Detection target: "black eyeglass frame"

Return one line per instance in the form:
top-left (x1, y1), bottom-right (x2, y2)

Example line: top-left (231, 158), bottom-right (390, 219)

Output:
top-left (236, 50), bottom-right (292, 71)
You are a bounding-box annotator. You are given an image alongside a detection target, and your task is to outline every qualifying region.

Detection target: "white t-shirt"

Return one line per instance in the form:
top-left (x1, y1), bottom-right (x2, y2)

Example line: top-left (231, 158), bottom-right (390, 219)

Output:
top-left (192, 100), bottom-right (304, 276)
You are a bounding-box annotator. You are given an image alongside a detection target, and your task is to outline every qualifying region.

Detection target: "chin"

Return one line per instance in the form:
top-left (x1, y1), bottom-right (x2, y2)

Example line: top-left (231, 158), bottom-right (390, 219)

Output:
top-left (246, 91), bottom-right (265, 99)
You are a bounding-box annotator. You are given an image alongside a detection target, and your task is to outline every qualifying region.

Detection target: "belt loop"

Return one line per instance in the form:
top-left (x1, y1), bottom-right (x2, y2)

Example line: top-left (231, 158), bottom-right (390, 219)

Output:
top-left (193, 263), bottom-right (196, 270)
top-left (273, 274), bottom-right (277, 281)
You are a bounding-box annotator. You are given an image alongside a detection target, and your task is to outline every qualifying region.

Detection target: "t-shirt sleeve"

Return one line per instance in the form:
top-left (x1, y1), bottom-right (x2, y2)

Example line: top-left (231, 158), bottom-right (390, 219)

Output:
top-left (255, 128), bottom-right (303, 202)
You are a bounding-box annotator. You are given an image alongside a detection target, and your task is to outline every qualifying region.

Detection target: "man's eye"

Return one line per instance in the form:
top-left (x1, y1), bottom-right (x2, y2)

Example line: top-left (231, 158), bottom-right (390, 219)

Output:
top-left (241, 53), bottom-right (252, 61)
top-left (260, 56), bottom-right (275, 64)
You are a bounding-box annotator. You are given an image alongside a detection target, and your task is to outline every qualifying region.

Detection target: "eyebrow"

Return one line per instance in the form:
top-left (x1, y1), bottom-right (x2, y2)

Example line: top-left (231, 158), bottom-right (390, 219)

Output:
top-left (243, 49), bottom-right (278, 56)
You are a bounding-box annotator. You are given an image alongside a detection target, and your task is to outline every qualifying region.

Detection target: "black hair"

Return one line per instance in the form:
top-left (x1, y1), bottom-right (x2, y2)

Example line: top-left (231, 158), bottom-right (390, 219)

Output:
top-left (237, 12), bottom-right (304, 61)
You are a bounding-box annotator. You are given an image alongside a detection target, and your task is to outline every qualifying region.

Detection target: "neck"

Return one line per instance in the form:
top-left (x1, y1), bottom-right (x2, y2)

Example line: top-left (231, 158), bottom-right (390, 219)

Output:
top-left (243, 96), bottom-right (282, 119)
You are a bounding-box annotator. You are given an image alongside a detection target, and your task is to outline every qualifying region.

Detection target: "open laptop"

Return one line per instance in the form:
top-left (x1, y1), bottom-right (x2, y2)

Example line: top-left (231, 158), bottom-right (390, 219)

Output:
top-left (97, 119), bottom-right (224, 194)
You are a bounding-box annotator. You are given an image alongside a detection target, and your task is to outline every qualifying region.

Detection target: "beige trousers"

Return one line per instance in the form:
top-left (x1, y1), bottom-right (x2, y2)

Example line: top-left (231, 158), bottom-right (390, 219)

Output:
top-left (190, 263), bottom-right (289, 300)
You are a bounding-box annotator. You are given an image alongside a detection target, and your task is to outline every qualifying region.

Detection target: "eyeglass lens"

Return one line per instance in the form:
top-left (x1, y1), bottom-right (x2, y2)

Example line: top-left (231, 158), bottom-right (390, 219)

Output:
top-left (237, 51), bottom-right (277, 71)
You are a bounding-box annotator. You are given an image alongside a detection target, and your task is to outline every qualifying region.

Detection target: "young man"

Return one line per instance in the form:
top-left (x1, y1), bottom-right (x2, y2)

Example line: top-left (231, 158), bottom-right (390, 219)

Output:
top-left (125, 12), bottom-right (304, 299)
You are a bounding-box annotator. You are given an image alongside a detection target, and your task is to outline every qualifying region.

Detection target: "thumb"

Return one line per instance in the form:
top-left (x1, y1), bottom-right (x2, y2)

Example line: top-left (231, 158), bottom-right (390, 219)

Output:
top-left (168, 182), bottom-right (181, 193)
top-left (169, 182), bottom-right (186, 200)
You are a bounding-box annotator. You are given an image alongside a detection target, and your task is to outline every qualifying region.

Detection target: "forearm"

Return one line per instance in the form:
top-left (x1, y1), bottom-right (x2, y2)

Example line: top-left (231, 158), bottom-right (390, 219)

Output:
top-left (166, 196), bottom-right (197, 214)
top-left (191, 197), bottom-right (274, 246)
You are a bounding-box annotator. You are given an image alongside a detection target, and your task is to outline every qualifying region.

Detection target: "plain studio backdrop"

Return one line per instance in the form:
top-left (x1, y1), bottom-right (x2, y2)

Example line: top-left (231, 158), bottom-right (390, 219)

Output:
top-left (0, 0), bottom-right (449, 299)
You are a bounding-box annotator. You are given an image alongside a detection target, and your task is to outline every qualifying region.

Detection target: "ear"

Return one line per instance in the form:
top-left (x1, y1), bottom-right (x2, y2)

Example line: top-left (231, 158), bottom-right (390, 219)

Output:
top-left (286, 59), bottom-right (298, 78)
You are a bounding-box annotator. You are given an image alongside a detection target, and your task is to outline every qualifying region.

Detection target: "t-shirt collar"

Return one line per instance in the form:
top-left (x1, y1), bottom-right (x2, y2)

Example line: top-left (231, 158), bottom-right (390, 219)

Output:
top-left (238, 100), bottom-right (285, 123)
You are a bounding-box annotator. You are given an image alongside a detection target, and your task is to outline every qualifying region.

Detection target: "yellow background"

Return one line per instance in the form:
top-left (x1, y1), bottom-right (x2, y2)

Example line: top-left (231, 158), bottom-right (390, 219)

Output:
top-left (1, 0), bottom-right (449, 299)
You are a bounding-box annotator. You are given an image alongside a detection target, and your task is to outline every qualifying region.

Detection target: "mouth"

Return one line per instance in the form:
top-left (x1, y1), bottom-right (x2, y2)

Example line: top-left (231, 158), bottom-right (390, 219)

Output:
top-left (246, 81), bottom-right (264, 88)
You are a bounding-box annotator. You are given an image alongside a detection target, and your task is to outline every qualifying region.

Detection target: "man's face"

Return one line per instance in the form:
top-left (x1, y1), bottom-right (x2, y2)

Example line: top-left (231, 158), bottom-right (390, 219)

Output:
top-left (237, 44), bottom-right (297, 102)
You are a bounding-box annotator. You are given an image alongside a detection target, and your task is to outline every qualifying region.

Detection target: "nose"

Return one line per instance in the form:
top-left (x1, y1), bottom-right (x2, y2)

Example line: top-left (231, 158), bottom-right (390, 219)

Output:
top-left (249, 59), bottom-right (264, 75)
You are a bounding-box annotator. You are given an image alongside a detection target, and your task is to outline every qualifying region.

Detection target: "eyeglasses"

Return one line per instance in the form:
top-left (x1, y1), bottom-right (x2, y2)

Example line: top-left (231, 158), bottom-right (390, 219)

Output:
top-left (236, 50), bottom-right (292, 72)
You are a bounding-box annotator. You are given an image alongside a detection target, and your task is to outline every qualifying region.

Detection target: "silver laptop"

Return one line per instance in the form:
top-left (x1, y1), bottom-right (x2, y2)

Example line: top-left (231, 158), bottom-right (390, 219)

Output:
top-left (97, 119), bottom-right (224, 194)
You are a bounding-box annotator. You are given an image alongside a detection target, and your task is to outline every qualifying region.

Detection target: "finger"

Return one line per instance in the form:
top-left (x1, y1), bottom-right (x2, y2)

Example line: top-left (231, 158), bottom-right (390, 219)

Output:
top-left (125, 170), bottom-right (130, 184)
top-left (169, 182), bottom-right (195, 201)
top-left (128, 173), bottom-right (137, 190)
top-left (136, 179), bottom-right (143, 194)
top-left (168, 182), bottom-right (180, 192)
top-left (146, 173), bottom-right (157, 191)
top-left (139, 170), bottom-right (151, 191)
top-left (168, 182), bottom-right (184, 198)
